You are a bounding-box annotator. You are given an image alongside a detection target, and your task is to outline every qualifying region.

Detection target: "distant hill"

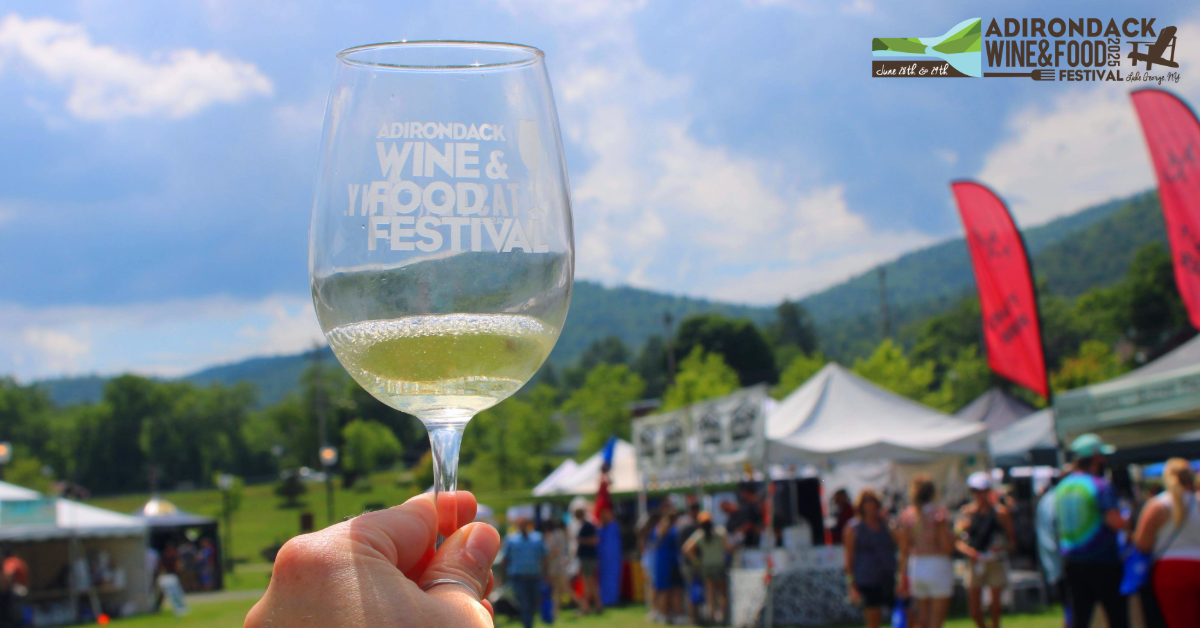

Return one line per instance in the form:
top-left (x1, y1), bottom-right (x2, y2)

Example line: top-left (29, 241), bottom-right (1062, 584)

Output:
top-left (34, 189), bottom-right (1166, 408)
top-left (33, 375), bottom-right (109, 407)
top-left (804, 190), bottom-right (1166, 359)
top-left (36, 281), bottom-right (776, 408)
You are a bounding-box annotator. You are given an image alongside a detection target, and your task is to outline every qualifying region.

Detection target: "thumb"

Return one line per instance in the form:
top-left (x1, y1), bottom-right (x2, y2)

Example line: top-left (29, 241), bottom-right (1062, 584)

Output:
top-left (416, 522), bottom-right (500, 625)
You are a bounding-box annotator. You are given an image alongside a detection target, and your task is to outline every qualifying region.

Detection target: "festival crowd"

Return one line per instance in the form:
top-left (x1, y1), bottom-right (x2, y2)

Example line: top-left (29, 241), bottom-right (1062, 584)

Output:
top-left (493, 432), bottom-right (1200, 628)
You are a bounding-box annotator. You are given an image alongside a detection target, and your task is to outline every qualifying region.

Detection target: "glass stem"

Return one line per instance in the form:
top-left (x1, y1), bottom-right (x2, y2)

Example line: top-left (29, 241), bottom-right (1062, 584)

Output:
top-left (427, 422), bottom-right (467, 548)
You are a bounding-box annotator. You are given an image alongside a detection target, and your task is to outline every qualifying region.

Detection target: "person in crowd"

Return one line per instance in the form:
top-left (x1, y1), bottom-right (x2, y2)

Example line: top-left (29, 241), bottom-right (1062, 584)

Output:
top-left (956, 471), bottom-right (1016, 628)
top-left (683, 511), bottom-right (730, 625)
top-left (543, 518), bottom-right (570, 622)
top-left (501, 517), bottom-right (545, 628)
top-left (1132, 458), bottom-right (1200, 628)
top-left (1033, 478), bottom-right (1065, 616)
top-left (843, 489), bottom-right (897, 628)
top-left (574, 506), bottom-right (602, 616)
top-left (1055, 434), bottom-right (1128, 628)
top-left (595, 506), bottom-right (621, 611)
top-left (198, 538), bottom-right (216, 591)
top-left (675, 501), bottom-right (701, 625)
top-left (246, 491), bottom-right (502, 628)
top-left (897, 474), bottom-right (954, 628)
top-left (728, 482), bottom-right (764, 551)
top-left (649, 507), bottom-right (683, 624)
top-left (831, 488), bottom-right (856, 545)
top-left (637, 508), bottom-right (662, 616)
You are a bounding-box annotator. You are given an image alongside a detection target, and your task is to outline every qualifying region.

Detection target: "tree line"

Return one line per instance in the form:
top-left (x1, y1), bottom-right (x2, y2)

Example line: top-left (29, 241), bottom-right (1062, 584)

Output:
top-left (0, 241), bottom-right (1188, 496)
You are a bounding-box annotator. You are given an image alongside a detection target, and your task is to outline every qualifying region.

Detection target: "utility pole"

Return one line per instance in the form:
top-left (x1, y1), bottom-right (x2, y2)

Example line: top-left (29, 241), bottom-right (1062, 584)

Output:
top-left (664, 311), bottom-right (676, 385)
top-left (877, 267), bottom-right (892, 339)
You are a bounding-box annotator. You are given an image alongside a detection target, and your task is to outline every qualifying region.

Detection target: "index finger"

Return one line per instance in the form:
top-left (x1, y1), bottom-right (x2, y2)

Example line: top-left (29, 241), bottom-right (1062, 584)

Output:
top-left (437, 490), bottom-right (480, 540)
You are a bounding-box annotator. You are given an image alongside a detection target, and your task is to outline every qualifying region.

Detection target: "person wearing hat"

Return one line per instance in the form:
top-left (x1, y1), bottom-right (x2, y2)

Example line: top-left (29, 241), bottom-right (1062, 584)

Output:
top-left (1054, 433), bottom-right (1128, 628)
top-left (955, 471), bottom-right (1015, 628)
top-left (683, 511), bottom-right (730, 624)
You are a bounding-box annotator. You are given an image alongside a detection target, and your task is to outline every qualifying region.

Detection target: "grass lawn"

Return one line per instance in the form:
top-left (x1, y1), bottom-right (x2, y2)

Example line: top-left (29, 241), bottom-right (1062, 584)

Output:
top-left (112, 598), bottom-right (1065, 628)
top-left (87, 471), bottom-right (538, 590)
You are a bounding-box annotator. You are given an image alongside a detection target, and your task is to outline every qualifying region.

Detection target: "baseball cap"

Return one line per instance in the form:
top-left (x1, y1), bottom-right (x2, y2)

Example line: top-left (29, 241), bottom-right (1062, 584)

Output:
top-left (1070, 433), bottom-right (1116, 458)
top-left (967, 471), bottom-right (992, 491)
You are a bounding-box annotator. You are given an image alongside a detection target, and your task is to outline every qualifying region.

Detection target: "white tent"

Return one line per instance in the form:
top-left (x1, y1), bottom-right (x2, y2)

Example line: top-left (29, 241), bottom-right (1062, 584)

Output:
top-left (988, 408), bottom-right (1057, 467)
top-left (1056, 334), bottom-right (1200, 447)
top-left (531, 459), bottom-right (580, 497)
top-left (955, 388), bottom-right (1035, 433)
top-left (0, 482), bottom-right (146, 542)
top-left (532, 440), bottom-right (639, 496)
top-left (766, 364), bottom-right (988, 463)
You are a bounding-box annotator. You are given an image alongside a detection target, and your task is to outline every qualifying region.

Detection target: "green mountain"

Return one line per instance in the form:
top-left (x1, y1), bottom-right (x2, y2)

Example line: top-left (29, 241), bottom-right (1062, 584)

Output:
top-left (804, 190), bottom-right (1166, 359)
top-left (35, 281), bottom-right (776, 408)
top-left (33, 189), bottom-right (1166, 408)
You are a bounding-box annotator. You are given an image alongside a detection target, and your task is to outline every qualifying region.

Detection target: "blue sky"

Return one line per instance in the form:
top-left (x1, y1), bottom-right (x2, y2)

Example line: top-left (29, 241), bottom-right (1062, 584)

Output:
top-left (1, 0), bottom-right (1198, 379)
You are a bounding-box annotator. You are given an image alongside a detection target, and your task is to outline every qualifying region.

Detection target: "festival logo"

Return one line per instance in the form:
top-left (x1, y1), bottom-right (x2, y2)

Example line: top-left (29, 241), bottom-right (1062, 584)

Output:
top-left (872, 18), bottom-right (983, 77)
top-left (873, 17), bottom-right (1182, 85)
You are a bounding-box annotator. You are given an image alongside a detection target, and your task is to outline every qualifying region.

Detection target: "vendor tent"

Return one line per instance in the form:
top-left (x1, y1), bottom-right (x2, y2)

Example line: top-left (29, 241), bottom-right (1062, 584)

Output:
top-left (532, 459), bottom-right (580, 497)
top-left (1056, 334), bottom-right (1200, 448)
top-left (532, 440), bottom-right (639, 496)
top-left (766, 364), bottom-right (988, 463)
top-left (955, 388), bottom-right (1035, 433)
top-left (0, 482), bottom-right (152, 622)
top-left (988, 408), bottom-right (1058, 468)
top-left (133, 497), bottom-right (223, 592)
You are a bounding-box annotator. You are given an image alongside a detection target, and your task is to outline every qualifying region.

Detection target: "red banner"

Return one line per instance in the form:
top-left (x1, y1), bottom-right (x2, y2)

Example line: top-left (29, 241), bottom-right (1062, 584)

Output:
top-left (1131, 89), bottom-right (1200, 330)
top-left (952, 181), bottom-right (1049, 399)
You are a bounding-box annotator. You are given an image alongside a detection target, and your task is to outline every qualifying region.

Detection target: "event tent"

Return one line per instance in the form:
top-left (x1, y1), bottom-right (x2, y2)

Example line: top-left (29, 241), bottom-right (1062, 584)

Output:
top-left (1056, 334), bottom-right (1200, 448)
top-left (988, 408), bottom-right (1058, 468)
top-left (955, 388), bottom-right (1035, 433)
top-left (766, 364), bottom-right (988, 463)
top-left (531, 459), bottom-right (580, 497)
top-left (531, 440), bottom-right (639, 496)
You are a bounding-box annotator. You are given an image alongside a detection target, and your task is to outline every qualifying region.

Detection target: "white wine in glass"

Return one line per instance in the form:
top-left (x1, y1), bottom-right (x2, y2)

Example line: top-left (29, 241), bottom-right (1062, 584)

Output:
top-left (309, 41), bottom-right (573, 540)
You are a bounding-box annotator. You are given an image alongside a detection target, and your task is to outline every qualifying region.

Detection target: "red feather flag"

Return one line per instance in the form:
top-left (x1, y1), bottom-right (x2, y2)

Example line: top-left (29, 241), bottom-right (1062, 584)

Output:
top-left (951, 181), bottom-right (1049, 399)
top-left (1131, 89), bottom-right (1200, 330)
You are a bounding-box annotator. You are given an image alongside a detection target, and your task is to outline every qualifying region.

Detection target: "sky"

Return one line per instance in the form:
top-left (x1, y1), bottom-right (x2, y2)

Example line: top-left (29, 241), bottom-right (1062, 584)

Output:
top-left (1, 0), bottom-right (1199, 380)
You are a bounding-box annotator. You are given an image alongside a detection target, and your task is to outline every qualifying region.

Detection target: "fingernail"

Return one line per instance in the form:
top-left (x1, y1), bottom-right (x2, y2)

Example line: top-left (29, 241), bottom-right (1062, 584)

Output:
top-left (464, 524), bottom-right (498, 570)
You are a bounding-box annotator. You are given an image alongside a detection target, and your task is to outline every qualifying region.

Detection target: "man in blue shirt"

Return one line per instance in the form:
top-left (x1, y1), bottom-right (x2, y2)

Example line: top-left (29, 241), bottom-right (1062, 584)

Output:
top-left (1055, 434), bottom-right (1127, 628)
top-left (502, 518), bottom-right (545, 628)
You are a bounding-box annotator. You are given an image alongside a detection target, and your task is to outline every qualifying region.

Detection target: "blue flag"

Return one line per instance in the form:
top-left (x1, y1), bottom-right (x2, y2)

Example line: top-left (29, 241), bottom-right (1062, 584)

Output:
top-left (602, 436), bottom-right (617, 467)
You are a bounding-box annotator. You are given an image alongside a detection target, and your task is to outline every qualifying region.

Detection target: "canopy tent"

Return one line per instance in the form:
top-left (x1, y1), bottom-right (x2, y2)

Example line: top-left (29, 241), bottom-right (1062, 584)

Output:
top-left (955, 388), bottom-right (1035, 433)
top-left (0, 481), bottom-right (152, 620)
top-left (132, 497), bottom-right (223, 592)
top-left (532, 440), bottom-right (640, 496)
top-left (988, 408), bottom-right (1058, 468)
top-left (0, 481), bottom-right (146, 542)
top-left (1056, 334), bottom-right (1200, 448)
top-left (766, 364), bottom-right (989, 464)
top-left (531, 459), bottom-right (580, 497)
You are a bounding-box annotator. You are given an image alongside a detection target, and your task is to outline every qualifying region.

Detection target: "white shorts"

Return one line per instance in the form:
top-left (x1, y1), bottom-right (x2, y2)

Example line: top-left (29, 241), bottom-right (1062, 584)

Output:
top-left (908, 555), bottom-right (953, 599)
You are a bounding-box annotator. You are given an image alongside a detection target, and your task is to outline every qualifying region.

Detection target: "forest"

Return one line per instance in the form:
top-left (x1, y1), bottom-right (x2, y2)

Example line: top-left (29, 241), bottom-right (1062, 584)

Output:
top-left (0, 225), bottom-right (1190, 497)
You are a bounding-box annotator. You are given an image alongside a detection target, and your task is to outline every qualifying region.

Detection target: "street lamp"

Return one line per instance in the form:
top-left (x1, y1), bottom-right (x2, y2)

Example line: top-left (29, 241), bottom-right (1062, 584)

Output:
top-left (319, 446), bottom-right (338, 526)
top-left (217, 473), bottom-right (235, 573)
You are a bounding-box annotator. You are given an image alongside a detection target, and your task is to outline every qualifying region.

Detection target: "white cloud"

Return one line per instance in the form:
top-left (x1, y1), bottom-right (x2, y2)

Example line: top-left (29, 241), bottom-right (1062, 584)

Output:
top-left (840, 0), bottom-right (875, 16)
top-left (977, 22), bottom-right (1200, 227)
top-left (21, 328), bottom-right (90, 374)
top-left (1, 294), bottom-right (323, 380)
top-left (504, 0), bottom-right (926, 303)
top-left (0, 13), bottom-right (273, 121)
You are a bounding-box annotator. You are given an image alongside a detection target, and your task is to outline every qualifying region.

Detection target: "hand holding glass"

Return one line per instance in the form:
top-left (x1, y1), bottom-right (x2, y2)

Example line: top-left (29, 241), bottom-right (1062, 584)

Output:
top-left (309, 42), bottom-right (573, 539)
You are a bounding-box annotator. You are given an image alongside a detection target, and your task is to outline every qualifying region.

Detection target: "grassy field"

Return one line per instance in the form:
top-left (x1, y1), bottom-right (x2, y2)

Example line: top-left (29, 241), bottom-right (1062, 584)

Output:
top-left (114, 599), bottom-right (1066, 628)
top-left (87, 471), bottom-right (538, 588)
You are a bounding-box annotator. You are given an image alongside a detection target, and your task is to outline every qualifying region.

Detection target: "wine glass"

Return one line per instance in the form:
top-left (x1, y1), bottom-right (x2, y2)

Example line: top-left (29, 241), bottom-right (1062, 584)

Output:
top-left (309, 41), bottom-right (573, 541)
